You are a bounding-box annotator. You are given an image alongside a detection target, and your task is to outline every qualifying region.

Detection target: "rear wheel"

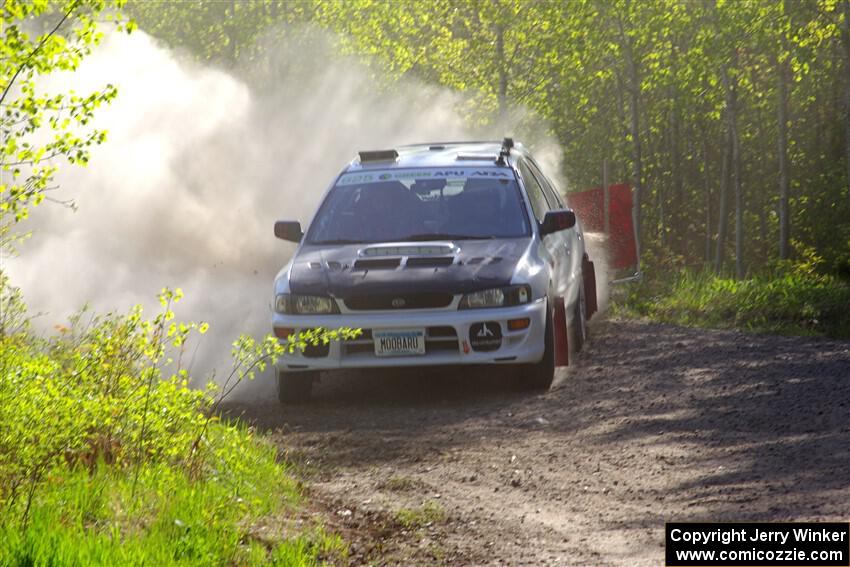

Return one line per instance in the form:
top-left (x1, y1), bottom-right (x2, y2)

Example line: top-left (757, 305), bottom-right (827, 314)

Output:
top-left (516, 306), bottom-right (555, 391)
top-left (570, 279), bottom-right (587, 353)
top-left (277, 370), bottom-right (316, 403)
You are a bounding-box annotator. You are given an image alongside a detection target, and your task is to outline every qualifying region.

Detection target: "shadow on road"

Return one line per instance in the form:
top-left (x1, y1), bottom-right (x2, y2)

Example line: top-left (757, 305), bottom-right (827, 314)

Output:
top-left (570, 320), bottom-right (850, 523)
top-left (224, 319), bottom-right (850, 524)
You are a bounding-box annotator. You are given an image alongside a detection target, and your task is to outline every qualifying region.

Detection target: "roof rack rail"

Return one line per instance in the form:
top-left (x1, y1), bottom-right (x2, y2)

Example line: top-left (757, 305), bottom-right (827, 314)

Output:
top-left (358, 149), bottom-right (399, 163)
top-left (396, 140), bottom-right (501, 148)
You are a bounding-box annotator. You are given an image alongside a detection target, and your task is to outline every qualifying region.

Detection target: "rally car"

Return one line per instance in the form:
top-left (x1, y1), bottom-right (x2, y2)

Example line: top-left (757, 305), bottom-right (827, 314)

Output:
top-left (272, 138), bottom-right (598, 401)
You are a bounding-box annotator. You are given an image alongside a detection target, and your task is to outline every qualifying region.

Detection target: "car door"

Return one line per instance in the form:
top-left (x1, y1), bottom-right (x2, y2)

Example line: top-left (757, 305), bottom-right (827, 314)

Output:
top-left (526, 159), bottom-right (582, 302)
top-left (516, 159), bottom-right (567, 298)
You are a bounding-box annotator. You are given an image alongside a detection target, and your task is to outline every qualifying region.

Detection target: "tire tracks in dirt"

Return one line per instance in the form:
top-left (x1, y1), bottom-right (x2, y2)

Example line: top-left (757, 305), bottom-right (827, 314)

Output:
top-left (226, 318), bottom-right (850, 565)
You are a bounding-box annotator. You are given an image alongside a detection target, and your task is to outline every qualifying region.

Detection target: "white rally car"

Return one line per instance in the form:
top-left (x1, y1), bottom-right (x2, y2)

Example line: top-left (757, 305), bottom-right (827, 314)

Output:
top-left (272, 139), bottom-right (598, 401)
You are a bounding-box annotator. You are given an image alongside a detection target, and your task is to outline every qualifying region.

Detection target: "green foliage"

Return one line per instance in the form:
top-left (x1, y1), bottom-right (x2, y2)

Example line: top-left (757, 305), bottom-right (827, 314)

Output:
top-left (394, 501), bottom-right (444, 531)
top-left (133, 0), bottom-right (850, 275)
top-left (0, 448), bottom-right (345, 565)
top-left (0, 280), bottom-right (351, 564)
top-left (126, 0), bottom-right (312, 65)
top-left (0, 0), bottom-right (133, 248)
top-left (281, 326), bottom-right (362, 354)
top-left (617, 262), bottom-right (850, 338)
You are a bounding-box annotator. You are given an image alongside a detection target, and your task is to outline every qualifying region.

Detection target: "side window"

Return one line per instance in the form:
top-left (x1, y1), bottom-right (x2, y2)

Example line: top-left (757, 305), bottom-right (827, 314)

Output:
top-left (528, 160), bottom-right (563, 209)
top-left (517, 160), bottom-right (550, 222)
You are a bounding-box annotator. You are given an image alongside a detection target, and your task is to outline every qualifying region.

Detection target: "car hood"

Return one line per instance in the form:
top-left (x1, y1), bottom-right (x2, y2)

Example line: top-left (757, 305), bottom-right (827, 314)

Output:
top-left (288, 238), bottom-right (531, 297)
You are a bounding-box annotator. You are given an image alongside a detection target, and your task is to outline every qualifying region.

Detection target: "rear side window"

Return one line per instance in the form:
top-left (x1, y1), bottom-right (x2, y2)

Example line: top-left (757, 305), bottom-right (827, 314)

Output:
top-left (528, 160), bottom-right (563, 209)
top-left (517, 160), bottom-right (550, 222)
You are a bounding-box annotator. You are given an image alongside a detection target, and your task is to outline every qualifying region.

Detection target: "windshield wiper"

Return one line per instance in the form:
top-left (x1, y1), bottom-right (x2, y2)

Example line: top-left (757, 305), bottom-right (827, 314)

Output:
top-left (402, 233), bottom-right (496, 241)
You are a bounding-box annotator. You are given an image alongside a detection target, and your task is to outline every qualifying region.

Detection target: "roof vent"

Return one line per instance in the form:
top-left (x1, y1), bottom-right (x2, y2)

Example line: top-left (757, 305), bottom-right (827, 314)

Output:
top-left (456, 153), bottom-right (498, 161)
top-left (358, 149), bottom-right (399, 163)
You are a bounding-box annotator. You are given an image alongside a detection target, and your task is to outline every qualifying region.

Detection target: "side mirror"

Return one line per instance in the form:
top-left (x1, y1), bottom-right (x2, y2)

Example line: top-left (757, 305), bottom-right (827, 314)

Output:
top-left (274, 220), bottom-right (303, 243)
top-left (539, 209), bottom-right (576, 236)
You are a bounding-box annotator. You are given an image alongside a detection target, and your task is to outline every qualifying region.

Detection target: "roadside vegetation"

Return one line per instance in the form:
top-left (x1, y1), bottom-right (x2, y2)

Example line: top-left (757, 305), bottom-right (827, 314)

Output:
top-left (0, 277), bottom-right (347, 565)
top-left (614, 247), bottom-right (850, 338)
top-left (1, 3), bottom-right (366, 563)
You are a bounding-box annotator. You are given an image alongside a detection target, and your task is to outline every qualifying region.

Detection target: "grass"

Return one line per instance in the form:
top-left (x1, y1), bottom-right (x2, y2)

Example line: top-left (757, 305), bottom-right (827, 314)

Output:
top-left (378, 476), bottom-right (425, 493)
top-left (0, 424), bottom-right (347, 567)
top-left (615, 267), bottom-right (850, 338)
top-left (394, 502), bottom-right (444, 530)
top-left (0, 458), bottom-right (344, 566)
top-left (0, 281), bottom-right (347, 566)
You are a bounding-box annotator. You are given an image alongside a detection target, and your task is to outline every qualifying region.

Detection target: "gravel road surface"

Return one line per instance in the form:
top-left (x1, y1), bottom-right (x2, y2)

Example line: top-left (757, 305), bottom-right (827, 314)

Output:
top-left (226, 318), bottom-right (850, 565)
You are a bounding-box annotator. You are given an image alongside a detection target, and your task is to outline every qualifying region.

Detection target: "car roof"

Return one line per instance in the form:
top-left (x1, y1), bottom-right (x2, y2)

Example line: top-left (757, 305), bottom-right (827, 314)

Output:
top-left (345, 141), bottom-right (529, 171)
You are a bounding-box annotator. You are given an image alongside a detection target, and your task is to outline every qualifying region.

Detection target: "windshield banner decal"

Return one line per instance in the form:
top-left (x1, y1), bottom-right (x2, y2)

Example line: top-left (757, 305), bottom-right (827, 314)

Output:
top-left (337, 168), bottom-right (512, 186)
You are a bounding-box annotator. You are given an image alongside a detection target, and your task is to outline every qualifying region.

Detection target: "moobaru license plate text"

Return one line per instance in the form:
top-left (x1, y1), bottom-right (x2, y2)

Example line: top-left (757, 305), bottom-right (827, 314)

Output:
top-left (374, 329), bottom-right (426, 356)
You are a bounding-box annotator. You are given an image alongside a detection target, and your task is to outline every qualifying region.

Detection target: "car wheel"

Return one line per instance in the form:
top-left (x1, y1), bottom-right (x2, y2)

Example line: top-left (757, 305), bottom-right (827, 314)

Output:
top-left (277, 370), bottom-right (315, 403)
top-left (516, 305), bottom-right (555, 391)
top-left (570, 278), bottom-right (587, 353)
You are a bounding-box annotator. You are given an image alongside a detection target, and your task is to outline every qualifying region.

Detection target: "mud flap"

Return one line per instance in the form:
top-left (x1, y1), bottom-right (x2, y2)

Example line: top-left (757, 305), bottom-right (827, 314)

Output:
top-left (583, 256), bottom-right (598, 320)
top-left (554, 297), bottom-right (569, 367)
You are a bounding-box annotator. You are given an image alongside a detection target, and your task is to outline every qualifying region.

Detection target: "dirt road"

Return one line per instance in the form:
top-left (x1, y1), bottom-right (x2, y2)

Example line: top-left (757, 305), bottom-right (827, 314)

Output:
top-left (227, 318), bottom-right (850, 565)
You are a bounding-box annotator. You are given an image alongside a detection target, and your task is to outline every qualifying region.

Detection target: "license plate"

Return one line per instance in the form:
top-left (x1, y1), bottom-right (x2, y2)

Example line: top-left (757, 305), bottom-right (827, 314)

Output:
top-left (373, 328), bottom-right (426, 357)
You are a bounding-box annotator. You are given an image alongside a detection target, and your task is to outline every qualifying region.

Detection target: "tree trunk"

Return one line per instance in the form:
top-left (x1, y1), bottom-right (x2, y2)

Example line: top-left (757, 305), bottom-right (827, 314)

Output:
top-left (495, 24), bottom-right (508, 123)
top-left (615, 73), bottom-right (630, 181)
top-left (843, 0), bottom-right (850, 206)
top-left (721, 55), bottom-right (744, 279)
top-left (669, 99), bottom-right (683, 253)
top-left (703, 137), bottom-right (712, 264)
top-left (616, 13), bottom-right (644, 263)
top-left (777, 0), bottom-right (791, 260)
top-left (668, 45), bottom-right (684, 255)
top-left (714, 127), bottom-right (732, 273)
top-left (732, 102), bottom-right (744, 279)
top-left (777, 52), bottom-right (791, 260)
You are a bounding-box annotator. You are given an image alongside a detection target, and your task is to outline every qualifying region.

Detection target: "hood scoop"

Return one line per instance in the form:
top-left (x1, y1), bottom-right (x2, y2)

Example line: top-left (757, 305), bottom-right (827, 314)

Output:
top-left (361, 244), bottom-right (454, 257)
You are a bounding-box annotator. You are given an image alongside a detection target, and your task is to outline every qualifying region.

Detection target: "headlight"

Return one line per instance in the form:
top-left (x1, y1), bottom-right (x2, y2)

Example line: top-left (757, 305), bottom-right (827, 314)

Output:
top-left (275, 294), bottom-right (339, 314)
top-left (459, 285), bottom-right (532, 309)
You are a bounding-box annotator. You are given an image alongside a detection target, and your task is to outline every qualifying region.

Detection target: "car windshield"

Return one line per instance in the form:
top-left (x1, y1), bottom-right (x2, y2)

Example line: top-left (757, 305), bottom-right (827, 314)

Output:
top-left (307, 168), bottom-right (530, 244)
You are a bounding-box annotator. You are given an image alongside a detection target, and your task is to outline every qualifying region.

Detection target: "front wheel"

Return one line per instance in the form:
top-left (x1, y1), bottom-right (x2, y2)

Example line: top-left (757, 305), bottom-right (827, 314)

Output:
top-left (516, 307), bottom-right (555, 392)
top-left (277, 370), bottom-right (316, 403)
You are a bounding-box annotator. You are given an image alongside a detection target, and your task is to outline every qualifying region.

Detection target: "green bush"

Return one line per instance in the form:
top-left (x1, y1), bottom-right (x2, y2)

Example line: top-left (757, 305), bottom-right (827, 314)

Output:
top-left (0, 276), bottom-right (347, 565)
top-left (617, 265), bottom-right (850, 338)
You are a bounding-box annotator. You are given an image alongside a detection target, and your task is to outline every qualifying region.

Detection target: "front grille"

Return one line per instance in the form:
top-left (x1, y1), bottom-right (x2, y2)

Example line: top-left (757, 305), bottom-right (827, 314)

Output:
top-left (353, 258), bottom-right (400, 270)
top-left (342, 327), bottom-right (459, 357)
top-left (406, 257), bottom-right (454, 268)
top-left (303, 342), bottom-right (329, 358)
top-left (344, 293), bottom-right (453, 311)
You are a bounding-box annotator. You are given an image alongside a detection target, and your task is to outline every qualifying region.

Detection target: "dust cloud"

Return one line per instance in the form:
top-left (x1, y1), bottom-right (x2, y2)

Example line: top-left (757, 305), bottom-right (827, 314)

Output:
top-left (4, 29), bottom-right (565, 400)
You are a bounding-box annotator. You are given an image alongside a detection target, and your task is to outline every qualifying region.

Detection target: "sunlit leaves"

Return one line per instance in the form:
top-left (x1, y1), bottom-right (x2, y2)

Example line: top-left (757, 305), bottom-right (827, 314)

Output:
top-left (1, 0), bottom-right (131, 249)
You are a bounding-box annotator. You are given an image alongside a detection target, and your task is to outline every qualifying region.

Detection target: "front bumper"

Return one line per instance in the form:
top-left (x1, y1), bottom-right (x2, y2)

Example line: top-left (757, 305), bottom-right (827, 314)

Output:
top-left (272, 298), bottom-right (547, 372)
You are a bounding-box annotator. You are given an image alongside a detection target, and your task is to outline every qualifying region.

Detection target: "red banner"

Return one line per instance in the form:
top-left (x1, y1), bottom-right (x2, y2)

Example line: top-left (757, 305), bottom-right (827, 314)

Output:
top-left (567, 183), bottom-right (637, 270)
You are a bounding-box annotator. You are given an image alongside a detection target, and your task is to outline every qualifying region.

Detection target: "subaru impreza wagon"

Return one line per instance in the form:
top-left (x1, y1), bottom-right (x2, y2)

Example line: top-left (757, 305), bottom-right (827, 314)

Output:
top-left (272, 138), bottom-right (597, 401)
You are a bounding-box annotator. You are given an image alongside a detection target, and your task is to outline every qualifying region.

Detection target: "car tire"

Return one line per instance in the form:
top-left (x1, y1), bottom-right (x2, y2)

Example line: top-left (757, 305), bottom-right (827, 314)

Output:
top-left (516, 305), bottom-right (555, 391)
top-left (277, 370), bottom-right (315, 403)
top-left (570, 278), bottom-right (587, 353)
